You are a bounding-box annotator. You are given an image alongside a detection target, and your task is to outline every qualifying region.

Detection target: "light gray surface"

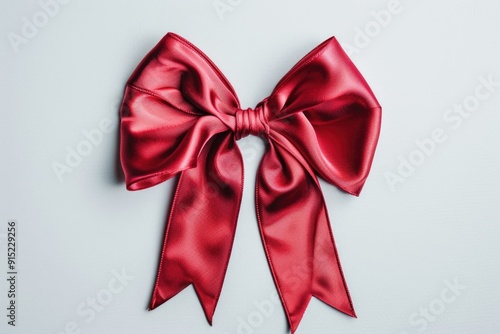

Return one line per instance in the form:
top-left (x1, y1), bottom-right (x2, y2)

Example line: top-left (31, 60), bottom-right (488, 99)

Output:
top-left (1, 0), bottom-right (499, 333)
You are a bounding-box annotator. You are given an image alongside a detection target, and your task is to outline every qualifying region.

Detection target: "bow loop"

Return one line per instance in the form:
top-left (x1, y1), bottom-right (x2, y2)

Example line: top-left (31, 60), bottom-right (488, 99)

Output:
top-left (120, 33), bottom-right (244, 190)
top-left (267, 37), bottom-right (381, 195)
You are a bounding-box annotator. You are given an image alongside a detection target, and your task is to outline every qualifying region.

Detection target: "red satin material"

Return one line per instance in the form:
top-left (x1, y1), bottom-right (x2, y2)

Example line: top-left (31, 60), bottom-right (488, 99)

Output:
top-left (120, 32), bottom-right (381, 333)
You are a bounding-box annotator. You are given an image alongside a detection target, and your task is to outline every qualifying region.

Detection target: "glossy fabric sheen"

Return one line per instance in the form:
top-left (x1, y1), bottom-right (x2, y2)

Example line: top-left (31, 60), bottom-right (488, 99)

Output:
top-left (120, 32), bottom-right (381, 333)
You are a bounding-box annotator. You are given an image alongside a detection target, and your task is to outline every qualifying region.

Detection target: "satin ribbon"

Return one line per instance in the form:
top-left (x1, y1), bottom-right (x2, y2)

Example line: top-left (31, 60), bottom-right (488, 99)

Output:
top-left (120, 32), bottom-right (381, 333)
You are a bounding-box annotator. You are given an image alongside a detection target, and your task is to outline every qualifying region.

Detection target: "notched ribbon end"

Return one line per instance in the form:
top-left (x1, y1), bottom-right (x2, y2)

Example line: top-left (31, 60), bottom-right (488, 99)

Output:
top-left (192, 284), bottom-right (219, 327)
top-left (148, 294), bottom-right (165, 311)
top-left (339, 304), bottom-right (357, 318)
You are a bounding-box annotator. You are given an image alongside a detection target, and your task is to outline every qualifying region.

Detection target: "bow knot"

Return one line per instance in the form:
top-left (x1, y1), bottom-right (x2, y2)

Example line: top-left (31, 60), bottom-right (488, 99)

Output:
top-left (234, 105), bottom-right (269, 140)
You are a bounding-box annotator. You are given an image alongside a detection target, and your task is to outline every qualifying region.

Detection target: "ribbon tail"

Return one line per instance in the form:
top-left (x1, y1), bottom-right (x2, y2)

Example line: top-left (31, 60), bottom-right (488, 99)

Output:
top-left (149, 133), bottom-right (244, 325)
top-left (256, 143), bottom-right (355, 333)
top-left (311, 188), bottom-right (356, 318)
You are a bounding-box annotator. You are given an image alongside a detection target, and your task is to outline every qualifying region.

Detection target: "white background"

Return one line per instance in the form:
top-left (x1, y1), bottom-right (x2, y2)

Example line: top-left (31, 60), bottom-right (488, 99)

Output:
top-left (1, 0), bottom-right (500, 333)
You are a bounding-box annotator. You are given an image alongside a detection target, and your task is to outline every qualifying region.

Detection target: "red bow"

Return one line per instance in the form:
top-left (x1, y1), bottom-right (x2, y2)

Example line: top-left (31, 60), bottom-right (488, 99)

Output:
top-left (120, 32), bottom-right (381, 333)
